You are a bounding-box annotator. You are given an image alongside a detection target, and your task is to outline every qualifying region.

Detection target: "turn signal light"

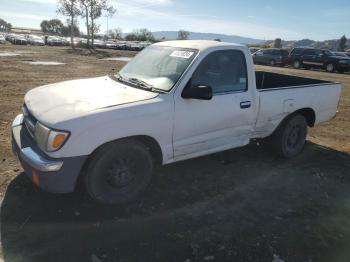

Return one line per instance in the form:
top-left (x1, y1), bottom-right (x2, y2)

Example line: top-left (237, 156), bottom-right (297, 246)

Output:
top-left (52, 134), bottom-right (67, 149)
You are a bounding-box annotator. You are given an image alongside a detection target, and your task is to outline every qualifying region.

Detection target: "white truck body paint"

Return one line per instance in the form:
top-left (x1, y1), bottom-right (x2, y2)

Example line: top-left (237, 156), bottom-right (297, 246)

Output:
top-left (23, 40), bottom-right (342, 164)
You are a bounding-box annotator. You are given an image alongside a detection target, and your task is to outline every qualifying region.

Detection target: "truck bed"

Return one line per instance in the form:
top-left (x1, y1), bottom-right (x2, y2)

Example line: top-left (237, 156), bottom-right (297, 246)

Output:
top-left (253, 71), bottom-right (342, 139)
top-left (255, 71), bottom-right (334, 90)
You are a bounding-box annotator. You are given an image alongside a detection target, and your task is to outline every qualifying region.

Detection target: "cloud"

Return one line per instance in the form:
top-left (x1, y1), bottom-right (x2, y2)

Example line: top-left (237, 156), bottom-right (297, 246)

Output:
top-left (19, 0), bottom-right (57, 4)
top-left (0, 11), bottom-right (51, 21)
top-left (109, 2), bottom-right (301, 40)
top-left (10, 0), bottom-right (302, 40)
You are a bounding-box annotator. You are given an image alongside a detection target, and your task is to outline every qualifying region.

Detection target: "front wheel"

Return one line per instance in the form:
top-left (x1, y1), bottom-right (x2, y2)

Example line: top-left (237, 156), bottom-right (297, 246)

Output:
top-left (326, 63), bottom-right (335, 73)
top-left (270, 114), bottom-right (307, 158)
top-left (84, 140), bottom-right (154, 205)
top-left (293, 60), bottom-right (301, 69)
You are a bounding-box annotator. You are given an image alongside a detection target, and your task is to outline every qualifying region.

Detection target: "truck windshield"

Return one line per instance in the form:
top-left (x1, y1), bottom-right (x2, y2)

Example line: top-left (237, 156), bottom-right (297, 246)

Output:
top-left (117, 46), bottom-right (198, 92)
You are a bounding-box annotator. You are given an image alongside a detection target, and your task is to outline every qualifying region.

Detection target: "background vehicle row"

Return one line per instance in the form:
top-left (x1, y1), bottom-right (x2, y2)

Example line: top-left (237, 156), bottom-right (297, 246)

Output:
top-left (0, 33), bottom-right (151, 50)
top-left (252, 47), bottom-right (350, 73)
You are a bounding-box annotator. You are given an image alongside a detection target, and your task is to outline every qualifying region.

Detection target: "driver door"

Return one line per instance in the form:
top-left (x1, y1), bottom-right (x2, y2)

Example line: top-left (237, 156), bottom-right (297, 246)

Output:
top-left (172, 49), bottom-right (256, 160)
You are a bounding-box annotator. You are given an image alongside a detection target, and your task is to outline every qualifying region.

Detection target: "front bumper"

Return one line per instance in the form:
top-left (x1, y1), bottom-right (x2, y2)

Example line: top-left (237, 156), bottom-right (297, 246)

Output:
top-left (11, 114), bottom-right (87, 193)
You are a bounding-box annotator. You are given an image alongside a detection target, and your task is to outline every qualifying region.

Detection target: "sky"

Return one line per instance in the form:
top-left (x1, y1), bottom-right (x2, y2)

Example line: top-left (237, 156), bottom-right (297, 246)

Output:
top-left (0, 0), bottom-right (349, 41)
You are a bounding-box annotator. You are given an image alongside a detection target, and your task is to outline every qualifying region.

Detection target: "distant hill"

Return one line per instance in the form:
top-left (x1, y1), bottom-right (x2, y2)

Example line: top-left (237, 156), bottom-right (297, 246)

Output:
top-left (151, 31), bottom-right (265, 45)
top-left (258, 38), bottom-right (350, 50)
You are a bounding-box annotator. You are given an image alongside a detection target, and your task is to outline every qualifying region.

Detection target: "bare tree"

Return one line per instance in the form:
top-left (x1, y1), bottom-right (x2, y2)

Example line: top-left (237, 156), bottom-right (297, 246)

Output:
top-left (88, 0), bottom-right (116, 48)
top-left (40, 19), bottom-right (64, 35)
top-left (58, 0), bottom-right (80, 48)
top-left (177, 30), bottom-right (189, 40)
top-left (79, 0), bottom-right (116, 49)
top-left (273, 38), bottom-right (282, 48)
top-left (0, 18), bottom-right (12, 32)
top-left (80, 0), bottom-right (91, 48)
top-left (107, 28), bottom-right (123, 40)
top-left (337, 35), bottom-right (347, 51)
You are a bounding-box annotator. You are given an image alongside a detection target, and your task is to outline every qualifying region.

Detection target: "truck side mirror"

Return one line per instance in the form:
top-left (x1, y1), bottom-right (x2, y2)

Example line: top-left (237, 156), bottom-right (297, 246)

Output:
top-left (182, 84), bottom-right (213, 100)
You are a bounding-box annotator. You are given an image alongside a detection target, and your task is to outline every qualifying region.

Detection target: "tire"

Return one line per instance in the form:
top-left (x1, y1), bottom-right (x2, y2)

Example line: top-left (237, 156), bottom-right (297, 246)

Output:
top-left (84, 140), bottom-right (154, 205)
top-left (338, 68), bottom-right (345, 74)
top-left (326, 63), bottom-right (335, 73)
top-left (293, 60), bottom-right (301, 69)
top-left (269, 59), bottom-right (276, 66)
top-left (270, 114), bottom-right (307, 158)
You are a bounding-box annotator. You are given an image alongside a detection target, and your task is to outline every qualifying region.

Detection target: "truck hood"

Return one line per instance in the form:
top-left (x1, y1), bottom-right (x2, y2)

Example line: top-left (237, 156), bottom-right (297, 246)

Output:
top-left (24, 76), bottom-right (159, 125)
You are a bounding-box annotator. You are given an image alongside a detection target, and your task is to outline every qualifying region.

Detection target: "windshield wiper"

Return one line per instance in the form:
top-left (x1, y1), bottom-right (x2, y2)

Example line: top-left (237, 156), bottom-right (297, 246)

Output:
top-left (128, 78), bottom-right (154, 89)
top-left (114, 74), bottom-right (166, 93)
top-left (127, 77), bottom-right (167, 93)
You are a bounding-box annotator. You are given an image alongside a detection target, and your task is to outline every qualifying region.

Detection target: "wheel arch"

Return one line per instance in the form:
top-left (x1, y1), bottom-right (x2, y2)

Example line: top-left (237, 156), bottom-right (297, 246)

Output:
top-left (75, 135), bottom-right (163, 190)
top-left (295, 108), bottom-right (316, 127)
top-left (273, 107), bottom-right (316, 135)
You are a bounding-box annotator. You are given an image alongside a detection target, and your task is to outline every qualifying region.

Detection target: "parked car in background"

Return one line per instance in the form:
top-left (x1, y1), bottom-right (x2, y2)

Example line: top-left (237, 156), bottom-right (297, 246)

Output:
top-left (249, 47), bottom-right (260, 54)
top-left (11, 34), bottom-right (27, 45)
top-left (12, 40), bottom-right (342, 204)
top-left (27, 35), bottom-right (45, 46)
top-left (105, 40), bottom-right (118, 49)
top-left (0, 34), bottom-right (6, 44)
top-left (333, 52), bottom-right (350, 58)
top-left (288, 48), bottom-right (350, 73)
top-left (129, 42), bottom-right (143, 51)
top-left (46, 36), bottom-right (65, 46)
top-left (116, 41), bottom-right (128, 50)
top-left (93, 39), bottom-right (106, 49)
top-left (64, 37), bottom-right (81, 47)
top-left (252, 48), bottom-right (289, 66)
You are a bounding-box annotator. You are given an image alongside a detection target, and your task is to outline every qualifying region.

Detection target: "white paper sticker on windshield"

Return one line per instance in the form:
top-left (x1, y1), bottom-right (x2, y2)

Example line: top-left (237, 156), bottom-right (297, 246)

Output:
top-left (170, 50), bottom-right (194, 59)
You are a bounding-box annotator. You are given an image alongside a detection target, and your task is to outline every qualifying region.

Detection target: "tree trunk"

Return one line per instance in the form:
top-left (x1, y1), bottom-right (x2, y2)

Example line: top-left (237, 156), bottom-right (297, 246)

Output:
top-left (85, 6), bottom-right (90, 49)
top-left (90, 5), bottom-right (94, 49)
top-left (70, 15), bottom-right (75, 49)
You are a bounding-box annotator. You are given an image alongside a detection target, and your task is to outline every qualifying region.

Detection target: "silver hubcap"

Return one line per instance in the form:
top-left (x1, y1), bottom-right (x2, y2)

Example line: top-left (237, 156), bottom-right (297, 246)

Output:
top-left (294, 61), bottom-right (300, 68)
top-left (327, 64), bottom-right (334, 72)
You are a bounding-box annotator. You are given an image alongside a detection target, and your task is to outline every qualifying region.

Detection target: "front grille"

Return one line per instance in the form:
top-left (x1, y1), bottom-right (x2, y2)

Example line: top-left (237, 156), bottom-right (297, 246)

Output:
top-left (23, 104), bottom-right (37, 138)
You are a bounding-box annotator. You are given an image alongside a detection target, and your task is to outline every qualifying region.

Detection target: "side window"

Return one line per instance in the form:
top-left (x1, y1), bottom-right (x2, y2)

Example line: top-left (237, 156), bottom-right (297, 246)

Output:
top-left (263, 50), bottom-right (273, 55)
top-left (191, 50), bottom-right (248, 94)
top-left (291, 48), bottom-right (302, 55)
top-left (272, 50), bottom-right (280, 55)
top-left (303, 49), bottom-right (315, 55)
top-left (281, 50), bottom-right (289, 56)
top-left (255, 50), bottom-right (263, 56)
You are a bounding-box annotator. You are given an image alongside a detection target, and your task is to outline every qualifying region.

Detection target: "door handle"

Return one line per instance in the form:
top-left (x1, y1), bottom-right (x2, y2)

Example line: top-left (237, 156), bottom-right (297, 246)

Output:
top-left (240, 101), bottom-right (251, 109)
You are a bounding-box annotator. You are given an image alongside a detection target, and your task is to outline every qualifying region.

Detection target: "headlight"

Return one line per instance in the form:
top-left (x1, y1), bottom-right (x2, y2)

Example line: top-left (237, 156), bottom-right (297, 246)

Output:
top-left (34, 122), bottom-right (70, 152)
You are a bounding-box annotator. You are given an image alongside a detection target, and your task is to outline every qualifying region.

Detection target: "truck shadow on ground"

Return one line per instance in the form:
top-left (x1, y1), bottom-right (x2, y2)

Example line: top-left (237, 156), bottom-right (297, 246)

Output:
top-left (2, 142), bottom-right (350, 262)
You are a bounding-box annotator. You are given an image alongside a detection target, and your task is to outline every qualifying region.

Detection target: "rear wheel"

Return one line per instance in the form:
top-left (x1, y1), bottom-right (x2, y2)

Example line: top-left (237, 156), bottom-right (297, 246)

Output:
top-left (326, 63), bottom-right (335, 73)
top-left (293, 60), bottom-right (301, 69)
top-left (270, 114), bottom-right (307, 158)
top-left (84, 140), bottom-right (154, 205)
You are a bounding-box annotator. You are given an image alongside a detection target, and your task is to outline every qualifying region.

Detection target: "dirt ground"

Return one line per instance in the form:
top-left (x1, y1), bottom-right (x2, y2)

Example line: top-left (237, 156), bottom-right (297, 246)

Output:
top-left (0, 44), bottom-right (350, 262)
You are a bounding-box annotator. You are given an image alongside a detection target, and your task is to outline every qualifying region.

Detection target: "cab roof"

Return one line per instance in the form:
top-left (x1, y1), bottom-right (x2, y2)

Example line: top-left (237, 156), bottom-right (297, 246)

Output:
top-left (153, 40), bottom-right (245, 51)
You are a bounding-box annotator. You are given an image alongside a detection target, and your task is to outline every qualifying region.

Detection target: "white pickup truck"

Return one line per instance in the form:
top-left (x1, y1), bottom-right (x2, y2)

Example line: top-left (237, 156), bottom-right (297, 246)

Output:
top-left (12, 40), bottom-right (341, 204)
